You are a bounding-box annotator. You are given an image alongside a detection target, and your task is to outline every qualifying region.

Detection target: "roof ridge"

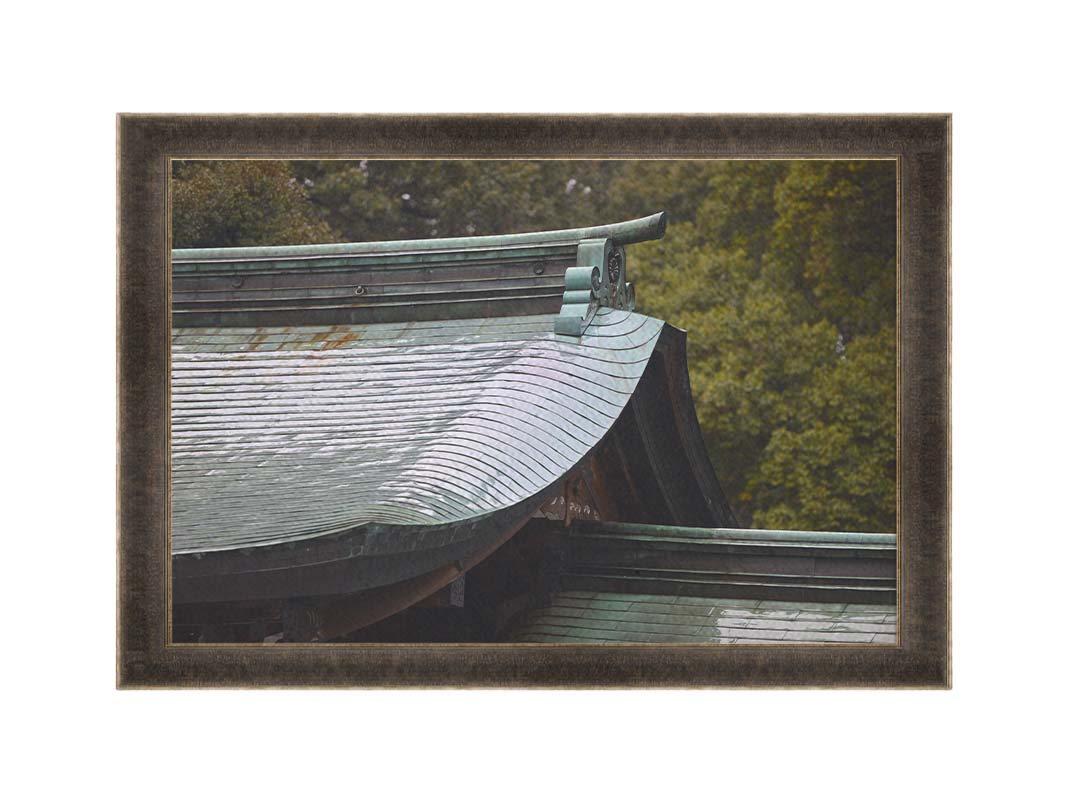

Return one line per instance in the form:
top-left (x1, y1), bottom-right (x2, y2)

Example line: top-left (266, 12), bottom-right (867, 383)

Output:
top-left (172, 212), bottom-right (668, 264)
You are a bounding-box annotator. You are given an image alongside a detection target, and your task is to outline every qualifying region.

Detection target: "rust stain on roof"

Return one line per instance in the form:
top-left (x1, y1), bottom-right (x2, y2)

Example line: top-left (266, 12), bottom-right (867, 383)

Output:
top-left (321, 330), bottom-right (362, 350)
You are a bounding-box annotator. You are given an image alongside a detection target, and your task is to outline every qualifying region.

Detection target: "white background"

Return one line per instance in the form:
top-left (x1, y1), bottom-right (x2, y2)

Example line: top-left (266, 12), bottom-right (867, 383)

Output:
top-left (3, 1), bottom-right (1063, 797)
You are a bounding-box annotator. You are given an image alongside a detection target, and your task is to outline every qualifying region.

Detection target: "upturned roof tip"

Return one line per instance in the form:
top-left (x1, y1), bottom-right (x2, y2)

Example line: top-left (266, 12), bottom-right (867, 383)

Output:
top-left (172, 212), bottom-right (669, 263)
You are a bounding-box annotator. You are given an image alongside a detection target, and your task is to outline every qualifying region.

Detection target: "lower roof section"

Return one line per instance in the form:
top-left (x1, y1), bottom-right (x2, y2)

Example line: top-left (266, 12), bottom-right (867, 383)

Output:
top-left (507, 520), bottom-right (897, 645)
top-left (510, 591), bottom-right (897, 645)
top-left (548, 519), bottom-right (897, 607)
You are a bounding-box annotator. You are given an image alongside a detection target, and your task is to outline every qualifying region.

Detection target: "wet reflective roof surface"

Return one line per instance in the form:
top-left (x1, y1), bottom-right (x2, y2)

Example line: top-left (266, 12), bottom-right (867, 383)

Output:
top-left (172, 309), bottom-right (663, 554)
top-left (511, 591), bottom-right (897, 644)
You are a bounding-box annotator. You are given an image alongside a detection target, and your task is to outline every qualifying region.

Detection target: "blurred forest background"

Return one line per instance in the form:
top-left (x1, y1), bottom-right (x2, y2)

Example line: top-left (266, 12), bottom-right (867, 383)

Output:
top-left (172, 159), bottom-right (897, 533)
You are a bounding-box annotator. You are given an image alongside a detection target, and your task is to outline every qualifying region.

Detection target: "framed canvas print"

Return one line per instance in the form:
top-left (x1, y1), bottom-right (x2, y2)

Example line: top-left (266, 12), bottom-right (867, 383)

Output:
top-left (117, 114), bottom-right (950, 687)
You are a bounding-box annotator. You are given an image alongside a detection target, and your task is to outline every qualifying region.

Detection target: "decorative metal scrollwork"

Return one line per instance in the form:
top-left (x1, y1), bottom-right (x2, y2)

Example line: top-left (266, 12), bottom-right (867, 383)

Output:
top-left (555, 237), bottom-right (636, 336)
top-left (607, 249), bottom-right (622, 284)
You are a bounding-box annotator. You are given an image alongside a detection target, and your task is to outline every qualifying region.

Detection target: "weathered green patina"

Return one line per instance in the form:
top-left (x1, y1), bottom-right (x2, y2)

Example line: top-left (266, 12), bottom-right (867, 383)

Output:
top-left (172, 211), bottom-right (668, 267)
top-left (555, 239), bottom-right (636, 336)
top-left (566, 520), bottom-right (897, 547)
top-left (172, 310), bottom-right (663, 554)
top-left (507, 519), bottom-right (897, 644)
top-left (171, 212), bottom-right (664, 330)
top-left (510, 590), bottom-right (897, 645)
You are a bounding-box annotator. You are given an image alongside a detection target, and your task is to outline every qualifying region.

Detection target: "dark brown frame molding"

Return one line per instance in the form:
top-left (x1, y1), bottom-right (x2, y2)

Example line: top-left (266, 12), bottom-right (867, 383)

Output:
top-left (117, 114), bottom-right (950, 688)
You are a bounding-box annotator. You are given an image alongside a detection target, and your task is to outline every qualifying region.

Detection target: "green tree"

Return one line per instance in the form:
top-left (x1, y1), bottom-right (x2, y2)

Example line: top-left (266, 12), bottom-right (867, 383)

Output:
top-left (172, 161), bottom-right (336, 248)
top-left (750, 325), bottom-right (896, 531)
top-left (292, 160), bottom-right (608, 241)
top-left (624, 160), bottom-right (896, 531)
top-left (765, 161), bottom-right (896, 341)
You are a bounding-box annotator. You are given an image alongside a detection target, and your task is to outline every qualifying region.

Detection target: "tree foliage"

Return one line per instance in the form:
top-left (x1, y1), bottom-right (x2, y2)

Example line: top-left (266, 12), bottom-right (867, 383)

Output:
top-left (171, 159), bottom-right (897, 532)
top-left (172, 161), bottom-right (335, 248)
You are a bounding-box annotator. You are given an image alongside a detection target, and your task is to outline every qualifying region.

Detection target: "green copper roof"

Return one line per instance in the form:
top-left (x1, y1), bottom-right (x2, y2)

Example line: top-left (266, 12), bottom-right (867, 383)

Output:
top-left (169, 212), bottom-right (740, 610)
top-left (510, 590), bottom-right (897, 644)
top-left (172, 309), bottom-right (664, 556)
top-left (507, 519), bottom-right (896, 643)
top-left (567, 520), bottom-right (897, 547)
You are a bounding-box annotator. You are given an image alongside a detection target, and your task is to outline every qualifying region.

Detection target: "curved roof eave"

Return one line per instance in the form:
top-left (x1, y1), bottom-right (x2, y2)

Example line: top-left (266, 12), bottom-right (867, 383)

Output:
top-left (172, 309), bottom-right (666, 603)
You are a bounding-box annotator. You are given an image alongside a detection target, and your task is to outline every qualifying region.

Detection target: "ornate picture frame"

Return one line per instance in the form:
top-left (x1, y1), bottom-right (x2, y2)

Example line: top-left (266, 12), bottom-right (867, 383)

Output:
top-left (117, 114), bottom-right (950, 687)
